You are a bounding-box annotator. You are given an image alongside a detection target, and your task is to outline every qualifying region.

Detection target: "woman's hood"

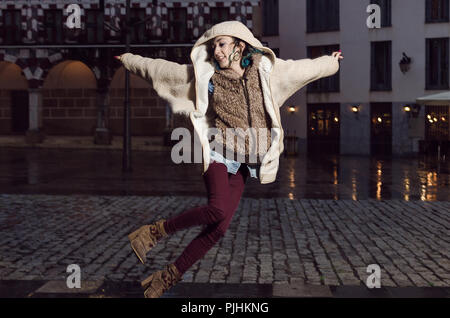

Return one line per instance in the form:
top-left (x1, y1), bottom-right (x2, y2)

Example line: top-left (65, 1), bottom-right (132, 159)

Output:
top-left (190, 20), bottom-right (277, 69)
top-left (188, 20), bottom-right (277, 120)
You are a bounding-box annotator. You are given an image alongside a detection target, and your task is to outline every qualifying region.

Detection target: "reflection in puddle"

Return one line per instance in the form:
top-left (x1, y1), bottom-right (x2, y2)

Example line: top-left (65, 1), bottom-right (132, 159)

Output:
top-left (376, 161), bottom-right (382, 201)
top-left (1, 148), bottom-right (450, 201)
top-left (352, 174), bottom-right (357, 201)
top-left (420, 172), bottom-right (438, 201)
top-left (288, 159), bottom-right (296, 200)
top-left (403, 173), bottom-right (410, 201)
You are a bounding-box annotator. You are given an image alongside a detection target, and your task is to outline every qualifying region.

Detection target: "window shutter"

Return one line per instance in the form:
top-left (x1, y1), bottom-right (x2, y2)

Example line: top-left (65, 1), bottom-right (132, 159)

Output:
top-left (444, 0), bottom-right (450, 21)
top-left (387, 41), bottom-right (392, 89)
top-left (426, 39), bottom-right (430, 87)
top-left (306, 0), bottom-right (312, 32)
top-left (370, 43), bottom-right (376, 90)
top-left (442, 38), bottom-right (449, 87)
top-left (425, 0), bottom-right (431, 22)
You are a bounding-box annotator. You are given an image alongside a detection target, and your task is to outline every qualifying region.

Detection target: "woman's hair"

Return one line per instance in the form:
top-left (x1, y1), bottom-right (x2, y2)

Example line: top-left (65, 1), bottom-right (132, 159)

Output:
top-left (209, 37), bottom-right (264, 70)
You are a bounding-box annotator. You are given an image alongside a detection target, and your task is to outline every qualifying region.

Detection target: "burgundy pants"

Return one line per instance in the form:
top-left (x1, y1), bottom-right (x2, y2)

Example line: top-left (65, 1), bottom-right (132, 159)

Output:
top-left (164, 160), bottom-right (248, 275)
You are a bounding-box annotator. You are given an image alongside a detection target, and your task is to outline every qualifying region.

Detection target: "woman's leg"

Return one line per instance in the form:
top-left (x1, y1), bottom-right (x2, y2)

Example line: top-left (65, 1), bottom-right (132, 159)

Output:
top-left (173, 164), bottom-right (248, 276)
top-left (164, 161), bottom-right (233, 234)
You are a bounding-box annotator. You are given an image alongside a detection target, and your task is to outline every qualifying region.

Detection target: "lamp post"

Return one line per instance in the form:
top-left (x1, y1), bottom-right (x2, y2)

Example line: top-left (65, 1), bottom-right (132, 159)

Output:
top-left (351, 105), bottom-right (360, 119)
top-left (120, 0), bottom-right (158, 172)
top-left (122, 0), bottom-right (132, 172)
top-left (399, 52), bottom-right (412, 74)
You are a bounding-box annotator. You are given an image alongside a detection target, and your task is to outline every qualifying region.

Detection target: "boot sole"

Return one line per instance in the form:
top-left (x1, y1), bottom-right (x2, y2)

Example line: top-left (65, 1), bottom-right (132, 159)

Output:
top-left (128, 226), bottom-right (161, 265)
top-left (129, 239), bottom-right (146, 265)
top-left (141, 274), bottom-right (166, 298)
top-left (128, 227), bottom-right (149, 265)
top-left (141, 274), bottom-right (154, 289)
top-left (128, 227), bottom-right (142, 241)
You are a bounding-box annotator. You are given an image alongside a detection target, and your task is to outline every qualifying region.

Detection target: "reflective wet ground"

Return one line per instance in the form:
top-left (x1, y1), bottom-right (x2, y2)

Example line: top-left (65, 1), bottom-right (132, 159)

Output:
top-left (1, 148), bottom-right (449, 299)
top-left (0, 148), bottom-right (449, 201)
top-left (1, 280), bottom-right (449, 298)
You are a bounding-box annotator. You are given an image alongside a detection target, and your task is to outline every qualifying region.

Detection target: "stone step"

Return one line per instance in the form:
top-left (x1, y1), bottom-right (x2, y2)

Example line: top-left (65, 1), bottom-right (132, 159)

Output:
top-left (0, 135), bottom-right (170, 151)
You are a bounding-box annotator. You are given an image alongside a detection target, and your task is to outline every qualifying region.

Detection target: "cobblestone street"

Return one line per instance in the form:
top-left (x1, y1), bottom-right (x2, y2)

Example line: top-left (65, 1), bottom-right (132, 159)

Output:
top-left (1, 193), bottom-right (449, 289)
top-left (0, 148), bottom-right (449, 297)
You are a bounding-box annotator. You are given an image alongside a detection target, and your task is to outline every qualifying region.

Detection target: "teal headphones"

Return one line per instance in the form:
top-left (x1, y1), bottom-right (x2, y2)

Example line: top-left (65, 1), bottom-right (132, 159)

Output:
top-left (213, 46), bottom-right (264, 70)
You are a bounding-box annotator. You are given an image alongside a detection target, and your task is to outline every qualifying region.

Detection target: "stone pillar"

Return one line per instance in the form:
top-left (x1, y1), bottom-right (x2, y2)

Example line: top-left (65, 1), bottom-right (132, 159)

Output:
top-left (25, 88), bottom-right (45, 144)
top-left (163, 102), bottom-right (175, 146)
top-left (94, 88), bottom-right (112, 145)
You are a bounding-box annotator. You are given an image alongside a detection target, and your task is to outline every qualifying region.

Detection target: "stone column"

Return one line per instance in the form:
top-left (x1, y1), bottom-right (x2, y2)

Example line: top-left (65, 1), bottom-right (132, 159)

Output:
top-left (163, 102), bottom-right (175, 146)
top-left (25, 88), bottom-right (45, 144)
top-left (94, 88), bottom-right (112, 145)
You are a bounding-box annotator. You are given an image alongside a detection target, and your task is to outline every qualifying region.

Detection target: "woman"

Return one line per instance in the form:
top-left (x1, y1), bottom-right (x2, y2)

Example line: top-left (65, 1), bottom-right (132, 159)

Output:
top-left (115, 20), bottom-right (343, 298)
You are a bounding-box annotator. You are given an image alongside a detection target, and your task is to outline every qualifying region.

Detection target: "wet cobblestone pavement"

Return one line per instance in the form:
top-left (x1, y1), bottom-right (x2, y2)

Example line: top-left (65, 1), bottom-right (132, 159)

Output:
top-left (1, 148), bottom-right (450, 201)
top-left (0, 148), bottom-right (449, 297)
top-left (0, 193), bottom-right (449, 288)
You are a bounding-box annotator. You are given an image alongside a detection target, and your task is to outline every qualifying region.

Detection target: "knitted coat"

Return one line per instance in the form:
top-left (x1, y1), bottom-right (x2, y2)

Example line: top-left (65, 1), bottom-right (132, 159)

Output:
top-left (209, 53), bottom-right (272, 164)
top-left (119, 21), bottom-right (340, 184)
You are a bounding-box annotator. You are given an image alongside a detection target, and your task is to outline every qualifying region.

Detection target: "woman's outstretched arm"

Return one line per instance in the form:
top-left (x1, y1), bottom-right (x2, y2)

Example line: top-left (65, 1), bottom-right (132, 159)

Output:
top-left (271, 52), bottom-right (343, 107)
top-left (115, 53), bottom-right (196, 115)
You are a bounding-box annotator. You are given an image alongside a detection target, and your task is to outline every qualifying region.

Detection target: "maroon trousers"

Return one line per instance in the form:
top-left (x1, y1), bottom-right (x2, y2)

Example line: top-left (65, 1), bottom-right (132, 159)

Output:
top-left (164, 161), bottom-right (249, 275)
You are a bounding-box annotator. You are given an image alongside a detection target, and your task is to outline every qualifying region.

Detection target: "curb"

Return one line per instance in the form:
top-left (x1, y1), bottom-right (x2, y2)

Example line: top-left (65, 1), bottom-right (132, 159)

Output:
top-left (1, 280), bottom-right (449, 298)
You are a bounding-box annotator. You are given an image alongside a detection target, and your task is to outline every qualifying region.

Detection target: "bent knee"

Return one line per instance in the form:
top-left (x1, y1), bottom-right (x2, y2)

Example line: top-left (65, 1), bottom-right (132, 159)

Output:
top-left (209, 225), bottom-right (228, 242)
top-left (207, 205), bottom-right (228, 223)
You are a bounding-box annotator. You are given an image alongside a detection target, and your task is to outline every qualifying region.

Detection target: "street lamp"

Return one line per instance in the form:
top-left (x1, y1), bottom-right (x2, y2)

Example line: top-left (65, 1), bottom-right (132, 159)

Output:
top-left (108, 0), bottom-right (157, 172)
top-left (122, 0), bottom-right (132, 172)
top-left (399, 52), bottom-right (412, 74)
top-left (351, 105), bottom-right (360, 119)
top-left (404, 104), bottom-right (421, 118)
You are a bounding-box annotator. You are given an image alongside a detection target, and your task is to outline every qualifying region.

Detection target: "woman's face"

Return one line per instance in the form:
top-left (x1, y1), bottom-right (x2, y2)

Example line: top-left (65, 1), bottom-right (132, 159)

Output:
top-left (211, 36), bottom-right (243, 69)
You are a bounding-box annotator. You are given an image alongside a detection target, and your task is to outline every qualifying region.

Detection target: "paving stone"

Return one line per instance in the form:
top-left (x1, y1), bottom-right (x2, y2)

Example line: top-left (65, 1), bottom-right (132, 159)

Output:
top-left (273, 282), bottom-right (333, 297)
top-left (35, 280), bottom-right (103, 294)
top-left (0, 194), bottom-right (448, 288)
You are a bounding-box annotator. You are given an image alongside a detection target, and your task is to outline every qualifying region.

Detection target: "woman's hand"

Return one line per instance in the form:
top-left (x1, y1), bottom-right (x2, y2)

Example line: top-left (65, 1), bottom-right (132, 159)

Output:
top-left (331, 51), bottom-right (344, 60)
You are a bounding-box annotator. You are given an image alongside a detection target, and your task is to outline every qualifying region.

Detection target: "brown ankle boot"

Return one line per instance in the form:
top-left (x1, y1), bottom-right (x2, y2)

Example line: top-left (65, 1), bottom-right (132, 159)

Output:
top-left (141, 264), bottom-right (182, 298)
top-left (128, 219), bottom-right (167, 264)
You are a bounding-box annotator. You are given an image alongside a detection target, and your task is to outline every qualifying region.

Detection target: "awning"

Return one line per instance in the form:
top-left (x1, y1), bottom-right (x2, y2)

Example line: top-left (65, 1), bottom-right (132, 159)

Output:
top-left (416, 91), bottom-right (450, 106)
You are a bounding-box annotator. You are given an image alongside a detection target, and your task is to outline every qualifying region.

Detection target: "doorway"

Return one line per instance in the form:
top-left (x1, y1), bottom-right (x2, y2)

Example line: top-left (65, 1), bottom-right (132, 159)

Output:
top-left (307, 103), bottom-right (340, 154)
top-left (11, 90), bottom-right (29, 133)
top-left (370, 102), bottom-right (392, 156)
top-left (423, 105), bottom-right (449, 156)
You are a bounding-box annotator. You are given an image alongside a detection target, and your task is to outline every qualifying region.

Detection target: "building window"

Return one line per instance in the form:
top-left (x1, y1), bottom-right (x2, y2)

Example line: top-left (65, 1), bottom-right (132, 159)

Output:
top-left (130, 9), bottom-right (146, 43)
top-left (307, 45), bottom-right (340, 93)
top-left (3, 10), bottom-right (21, 44)
top-left (271, 48), bottom-right (280, 57)
top-left (307, 0), bottom-right (339, 33)
top-left (86, 10), bottom-right (104, 44)
top-left (263, 0), bottom-right (279, 36)
top-left (169, 8), bottom-right (187, 43)
top-left (426, 38), bottom-right (449, 90)
top-left (210, 7), bottom-right (229, 26)
top-left (426, 106), bottom-right (449, 140)
top-left (426, 0), bottom-right (449, 23)
top-left (44, 10), bottom-right (63, 44)
top-left (370, 41), bottom-right (392, 91)
top-left (370, 0), bottom-right (392, 27)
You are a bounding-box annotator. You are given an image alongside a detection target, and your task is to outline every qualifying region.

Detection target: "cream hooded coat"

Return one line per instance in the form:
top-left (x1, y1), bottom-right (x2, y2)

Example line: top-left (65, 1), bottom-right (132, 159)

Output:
top-left (119, 21), bottom-right (340, 184)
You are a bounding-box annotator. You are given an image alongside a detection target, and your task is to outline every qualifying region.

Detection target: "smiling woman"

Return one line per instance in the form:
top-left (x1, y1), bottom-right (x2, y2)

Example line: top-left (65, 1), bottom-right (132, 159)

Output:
top-left (208, 35), bottom-right (265, 77)
top-left (115, 20), bottom-right (342, 299)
